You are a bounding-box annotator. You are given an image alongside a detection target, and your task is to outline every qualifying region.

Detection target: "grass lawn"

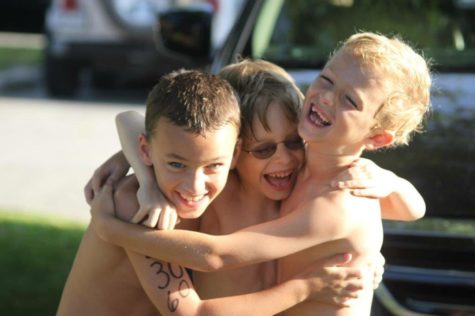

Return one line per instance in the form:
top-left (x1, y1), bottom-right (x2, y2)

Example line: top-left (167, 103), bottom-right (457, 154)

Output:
top-left (0, 211), bottom-right (86, 316)
top-left (0, 47), bottom-right (42, 70)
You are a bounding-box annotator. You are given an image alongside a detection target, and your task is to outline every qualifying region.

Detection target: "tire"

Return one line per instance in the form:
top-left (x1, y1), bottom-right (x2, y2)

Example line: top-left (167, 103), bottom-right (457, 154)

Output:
top-left (44, 54), bottom-right (81, 97)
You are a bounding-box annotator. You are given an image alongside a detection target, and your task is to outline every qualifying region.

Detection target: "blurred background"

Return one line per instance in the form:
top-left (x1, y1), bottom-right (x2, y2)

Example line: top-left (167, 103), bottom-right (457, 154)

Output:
top-left (1, 0), bottom-right (474, 315)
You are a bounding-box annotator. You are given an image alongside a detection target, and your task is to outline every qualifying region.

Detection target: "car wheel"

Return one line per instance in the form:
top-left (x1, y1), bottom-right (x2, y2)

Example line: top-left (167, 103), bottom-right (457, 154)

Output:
top-left (44, 54), bottom-right (81, 97)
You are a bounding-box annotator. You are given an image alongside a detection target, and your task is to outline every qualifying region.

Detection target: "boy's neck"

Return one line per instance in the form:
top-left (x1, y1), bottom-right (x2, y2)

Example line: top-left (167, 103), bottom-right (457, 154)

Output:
top-left (303, 142), bottom-right (363, 182)
top-left (231, 173), bottom-right (280, 211)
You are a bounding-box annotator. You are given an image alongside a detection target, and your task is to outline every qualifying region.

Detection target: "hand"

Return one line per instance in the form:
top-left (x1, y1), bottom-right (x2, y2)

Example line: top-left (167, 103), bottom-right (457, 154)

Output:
top-left (370, 252), bottom-right (385, 290)
top-left (132, 182), bottom-right (178, 230)
top-left (331, 158), bottom-right (396, 199)
top-left (84, 151), bottom-right (130, 205)
top-left (296, 253), bottom-right (366, 307)
top-left (89, 180), bottom-right (116, 236)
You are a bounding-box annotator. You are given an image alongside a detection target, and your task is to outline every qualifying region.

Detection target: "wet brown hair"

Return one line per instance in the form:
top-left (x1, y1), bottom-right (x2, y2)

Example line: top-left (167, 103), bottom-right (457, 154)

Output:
top-left (145, 69), bottom-right (240, 138)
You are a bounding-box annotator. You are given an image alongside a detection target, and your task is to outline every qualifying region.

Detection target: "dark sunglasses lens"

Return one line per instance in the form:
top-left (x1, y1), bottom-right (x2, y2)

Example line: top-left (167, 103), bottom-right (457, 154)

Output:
top-left (285, 138), bottom-right (305, 150)
top-left (252, 145), bottom-right (277, 159)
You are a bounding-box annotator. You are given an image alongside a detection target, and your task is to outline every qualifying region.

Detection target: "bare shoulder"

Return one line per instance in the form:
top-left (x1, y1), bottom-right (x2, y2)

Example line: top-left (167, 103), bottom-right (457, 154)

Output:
top-left (298, 189), bottom-right (380, 238)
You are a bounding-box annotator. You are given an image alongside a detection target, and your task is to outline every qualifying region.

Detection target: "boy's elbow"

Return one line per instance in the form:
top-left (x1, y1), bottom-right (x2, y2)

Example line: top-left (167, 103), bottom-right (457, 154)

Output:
top-left (194, 243), bottom-right (233, 272)
top-left (413, 200), bottom-right (426, 220)
top-left (407, 196), bottom-right (426, 221)
top-left (194, 251), bottom-right (225, 272)
top-left (116, 111), bottom-right (135, 123)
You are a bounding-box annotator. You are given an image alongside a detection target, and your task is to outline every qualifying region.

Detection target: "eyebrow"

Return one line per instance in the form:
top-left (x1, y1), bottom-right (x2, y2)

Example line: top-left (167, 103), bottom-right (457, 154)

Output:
top-left (165, 153), bottom-right (228, 163)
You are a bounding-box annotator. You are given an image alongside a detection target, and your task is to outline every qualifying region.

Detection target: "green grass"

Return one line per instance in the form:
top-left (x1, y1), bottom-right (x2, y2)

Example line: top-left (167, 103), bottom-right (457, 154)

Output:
top-left (0, 47), bottom-right (42, 70)
top-left (0, 211), bottom-right (86, 316)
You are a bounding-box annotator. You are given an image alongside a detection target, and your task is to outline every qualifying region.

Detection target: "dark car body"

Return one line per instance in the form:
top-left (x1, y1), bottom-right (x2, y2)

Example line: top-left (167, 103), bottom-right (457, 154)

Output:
top-left (156, 0), bottom-right (475, 315)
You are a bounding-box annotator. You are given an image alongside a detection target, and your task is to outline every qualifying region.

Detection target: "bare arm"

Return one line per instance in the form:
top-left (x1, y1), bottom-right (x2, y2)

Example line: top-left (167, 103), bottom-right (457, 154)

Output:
top-left (379, 175), bottom-right (425, 220)
top-left (127, 252), bottom-right (362, 316)
top-left (332, 158), bottom-right (425, 221)
top-left (115, 111), bottom-right (152, 186)
top-left (116, 110), bottom-right (178, 228)
top-left (113, 177), bottom-right (362, 315)
top-left (92, 185), bottom-right (360, 272)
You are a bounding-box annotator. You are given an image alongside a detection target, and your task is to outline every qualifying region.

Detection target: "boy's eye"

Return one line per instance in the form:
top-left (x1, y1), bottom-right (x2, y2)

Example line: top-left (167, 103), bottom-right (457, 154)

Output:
top-left (168, 162), bottom-right (185, 169)
top-left (345, 95), bottom-right (358, 109)
top-left (253, 144), bottom-right (275, 156)
top-left (207, 163), bottom-right (224, 170)
top-left (320, 75), bottom-right (333, 85)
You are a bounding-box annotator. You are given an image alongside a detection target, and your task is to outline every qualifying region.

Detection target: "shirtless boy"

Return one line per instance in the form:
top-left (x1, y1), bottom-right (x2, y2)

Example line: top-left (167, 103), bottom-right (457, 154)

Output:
top-left (57, 69), bottom-right (365, 316)
top-left (90, 32), bottom-right (431, 315)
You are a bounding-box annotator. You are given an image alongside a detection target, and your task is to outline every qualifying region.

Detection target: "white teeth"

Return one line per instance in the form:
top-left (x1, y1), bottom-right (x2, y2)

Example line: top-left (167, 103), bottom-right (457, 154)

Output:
top-left (310, 104), bottom-right (331, 126)
top-left (268, 170), bottom-right (292, 178)
top-left (179, 193), bottom-right (205, 202)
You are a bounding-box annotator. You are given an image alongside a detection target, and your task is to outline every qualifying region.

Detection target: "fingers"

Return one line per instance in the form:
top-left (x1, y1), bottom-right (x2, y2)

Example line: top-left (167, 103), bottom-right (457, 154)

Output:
top-left (98, 180), bottom-right (114, 196)
top-left (349, 188), bottom-right (381, 199)
top-left (84, 179), bottom-right (94, 205)
top-left (168, 211), bottom-right (178, 230)
top-left (91, 170), bottom-right (105, 197)
top-left (157, 207), bottom-right (179, 230)
top-left (321, 253), bottom-right (352, 267)
top-left (143, 208), bottom-right (161, 228)
top-left (91, 180), bottom-right (114, 210)
top-left (332, 179), bottom-right (377, 190)
top-left (158, 209), bottom-right (170, 230)
top-left (131, 207), bottom-right (147, 224)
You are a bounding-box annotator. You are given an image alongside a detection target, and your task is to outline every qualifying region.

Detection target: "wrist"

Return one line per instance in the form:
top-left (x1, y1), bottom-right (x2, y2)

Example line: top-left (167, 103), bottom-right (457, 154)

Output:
top-left (137, 172), bottom-right (157, 188)
top-left (287, 278), bottom-right (311, 304)
top-left (91, 212), bottom-right (115, 242)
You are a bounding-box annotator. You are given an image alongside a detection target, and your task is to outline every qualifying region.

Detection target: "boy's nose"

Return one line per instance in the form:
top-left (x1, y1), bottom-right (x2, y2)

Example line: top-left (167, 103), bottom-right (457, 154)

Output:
top-left (273, 143), bottom-right (294, 163)
top-left (320, 90), bottom-right (334, 107)
top-left (184, 171), bottom-right (207, 194)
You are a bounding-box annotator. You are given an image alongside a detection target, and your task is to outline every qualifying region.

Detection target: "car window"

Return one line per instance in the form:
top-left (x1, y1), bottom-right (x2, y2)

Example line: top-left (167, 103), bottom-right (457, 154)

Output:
top-left (252, 0), bottom-right (475, 71)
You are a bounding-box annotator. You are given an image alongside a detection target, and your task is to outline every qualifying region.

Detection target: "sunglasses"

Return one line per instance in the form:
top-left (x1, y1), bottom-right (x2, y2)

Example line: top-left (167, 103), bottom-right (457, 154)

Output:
top-left (242, 137), bottom-right (305, 159)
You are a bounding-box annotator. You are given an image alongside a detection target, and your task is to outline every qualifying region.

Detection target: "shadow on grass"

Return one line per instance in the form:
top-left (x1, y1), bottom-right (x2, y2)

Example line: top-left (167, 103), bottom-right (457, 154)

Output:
top-left (0, 211), bottom-right (86, 316)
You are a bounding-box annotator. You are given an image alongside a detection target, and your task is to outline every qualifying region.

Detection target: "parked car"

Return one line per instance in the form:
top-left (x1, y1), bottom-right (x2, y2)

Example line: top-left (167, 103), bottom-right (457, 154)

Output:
top-left (43, 0), bottom-right (243, 97)
top-left (155, 0), bottom-right (475, 315)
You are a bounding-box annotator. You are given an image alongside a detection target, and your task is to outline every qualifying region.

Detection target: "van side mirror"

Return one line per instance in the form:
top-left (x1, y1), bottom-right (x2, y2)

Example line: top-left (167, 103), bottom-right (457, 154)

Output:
top-left (155, 7), bottom-right (212, 61)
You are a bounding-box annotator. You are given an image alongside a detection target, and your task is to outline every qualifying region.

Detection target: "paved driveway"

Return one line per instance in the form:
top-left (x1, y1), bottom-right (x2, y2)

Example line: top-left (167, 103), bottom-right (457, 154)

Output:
top-left (0, 96), bottom-right (144, 223)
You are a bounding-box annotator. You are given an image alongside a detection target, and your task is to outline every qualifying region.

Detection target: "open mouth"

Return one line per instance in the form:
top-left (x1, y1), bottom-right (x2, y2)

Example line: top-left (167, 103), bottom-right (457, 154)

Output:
top-left (308, 103), bottom-right (332, 127)
top-left (177, 192), bottom-right (207, 207)
top-left (264, 169), bottom-right (295, 190)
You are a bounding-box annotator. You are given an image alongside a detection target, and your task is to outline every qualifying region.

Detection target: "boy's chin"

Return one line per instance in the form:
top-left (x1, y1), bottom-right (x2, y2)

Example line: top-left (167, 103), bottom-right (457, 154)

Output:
top-left (177, 207), bottom-right (208, 219)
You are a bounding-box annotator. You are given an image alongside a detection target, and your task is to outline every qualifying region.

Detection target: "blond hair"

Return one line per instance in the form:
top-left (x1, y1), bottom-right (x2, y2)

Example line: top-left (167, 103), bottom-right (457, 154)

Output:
top-left (337, 32), bottom-right (431, 147)
top-left (218, 59), bottom-right (304, 138)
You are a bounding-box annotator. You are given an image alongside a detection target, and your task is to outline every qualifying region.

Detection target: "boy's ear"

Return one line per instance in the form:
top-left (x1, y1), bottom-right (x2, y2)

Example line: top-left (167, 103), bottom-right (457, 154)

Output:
top-left (138, 134), bottom-right (153, 166)
top-left (230, 138), bottom-right (242, 169)
top-left (365, 130), bottom-right (394, 151)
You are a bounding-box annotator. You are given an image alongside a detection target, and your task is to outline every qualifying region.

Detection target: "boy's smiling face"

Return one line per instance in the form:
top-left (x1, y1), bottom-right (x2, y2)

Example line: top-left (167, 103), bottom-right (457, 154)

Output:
top-left (236, 103), bottom-right (305, 201)
top-left (298, 50), bottom-right (394, 153)
top-left (140, 117), bottom-right (240, 219)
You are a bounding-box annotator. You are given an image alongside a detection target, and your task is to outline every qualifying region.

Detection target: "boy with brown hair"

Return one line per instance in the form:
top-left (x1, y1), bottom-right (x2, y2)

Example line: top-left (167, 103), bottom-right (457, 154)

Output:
top-left (90, 32), bottom-right (431, 315)
top-left (58, 69), bottom-right (364, 316)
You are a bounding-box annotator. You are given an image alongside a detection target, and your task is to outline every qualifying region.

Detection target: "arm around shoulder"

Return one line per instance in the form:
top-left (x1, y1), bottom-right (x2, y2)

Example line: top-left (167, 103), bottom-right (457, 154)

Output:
top-left (380, 175), bottom-right (426, 221)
